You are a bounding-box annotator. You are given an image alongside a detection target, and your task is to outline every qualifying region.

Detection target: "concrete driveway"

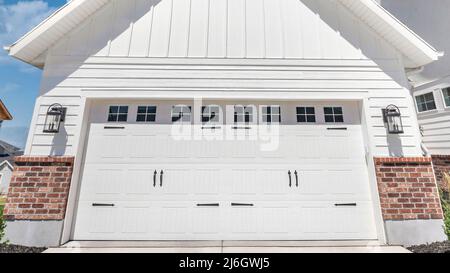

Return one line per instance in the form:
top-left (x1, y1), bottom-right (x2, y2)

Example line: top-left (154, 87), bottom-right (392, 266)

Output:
top-left (44, 241), bottom-right (410, 253)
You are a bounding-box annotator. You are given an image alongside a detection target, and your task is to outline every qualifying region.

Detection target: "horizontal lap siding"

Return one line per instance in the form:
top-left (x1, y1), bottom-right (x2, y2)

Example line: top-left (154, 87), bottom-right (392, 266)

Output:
top-left (29, 97), bottom-right (81, 156)
top-left (34, 56), bottom-right (422, 157)
top-left (419, 113), bottom-right (450, 154)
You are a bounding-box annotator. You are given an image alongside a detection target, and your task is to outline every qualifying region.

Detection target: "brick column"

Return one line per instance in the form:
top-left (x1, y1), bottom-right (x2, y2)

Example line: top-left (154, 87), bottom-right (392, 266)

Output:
top-left (375, 157), bottom-right (443, 221)
top-left (3, 156), bottom-right (75, 221)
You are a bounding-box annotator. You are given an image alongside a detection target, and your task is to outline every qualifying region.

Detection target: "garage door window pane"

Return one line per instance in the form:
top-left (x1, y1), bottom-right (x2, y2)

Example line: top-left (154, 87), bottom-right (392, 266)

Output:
top-left (416, 93), bottom-right (437, 112)
top-left (262, 106), bottom-right (281, 124)
top-left (443, 88), bottom-right (450, 107)
top-left (202, 106), bottom-right (221, 123)
top-left (324, 107), bottom-right (344, 123)
top-left (172, 106), bottom-right (192, 123)
top-left (136, 106), bottom-right (157, 122)
top-left (108, 106), bottom-right (128, 122)
top-left (234, 106), bottom-right (254, 124)
top-left (297, 107), bottom-right (316, 123)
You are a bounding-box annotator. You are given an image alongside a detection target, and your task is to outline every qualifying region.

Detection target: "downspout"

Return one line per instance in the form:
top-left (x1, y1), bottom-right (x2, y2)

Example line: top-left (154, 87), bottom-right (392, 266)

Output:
top-left (405, 66), bottom-right (429, 156)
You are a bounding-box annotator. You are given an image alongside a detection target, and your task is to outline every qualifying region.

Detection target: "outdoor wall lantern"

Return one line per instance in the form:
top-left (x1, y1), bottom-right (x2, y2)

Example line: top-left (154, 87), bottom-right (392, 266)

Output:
top-left (43, 103), bottom-right (67, 133)
top-left (383, 104), bottom-right (404, 134)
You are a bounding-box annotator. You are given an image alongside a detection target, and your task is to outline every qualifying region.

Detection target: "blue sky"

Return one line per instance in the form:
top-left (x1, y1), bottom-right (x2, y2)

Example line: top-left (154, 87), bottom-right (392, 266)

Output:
top-left (0, 0), bottom-right (67, 149)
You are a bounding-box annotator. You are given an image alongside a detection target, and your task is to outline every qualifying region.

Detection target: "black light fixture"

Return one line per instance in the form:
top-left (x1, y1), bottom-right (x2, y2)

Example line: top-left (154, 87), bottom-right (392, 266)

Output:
top-left (43, 104), bottom-right (66, 133)
top-left (383, 104), bottom-right (404, 134)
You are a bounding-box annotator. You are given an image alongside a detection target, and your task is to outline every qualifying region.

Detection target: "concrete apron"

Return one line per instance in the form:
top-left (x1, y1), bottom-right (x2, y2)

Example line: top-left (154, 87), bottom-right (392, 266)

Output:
top-left (44, 241), bottom-right (411, 253)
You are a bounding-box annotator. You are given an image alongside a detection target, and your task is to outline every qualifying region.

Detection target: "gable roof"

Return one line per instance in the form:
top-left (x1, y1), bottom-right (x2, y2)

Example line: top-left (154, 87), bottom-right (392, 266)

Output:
top-left (0, 100), bottom-right (12, 121)
top-left (0, 140), bottom-right (21, 156)
top-left (0, 160), bottom-right (14, 171)
top-left (4, 0), bottom-right (442, 69)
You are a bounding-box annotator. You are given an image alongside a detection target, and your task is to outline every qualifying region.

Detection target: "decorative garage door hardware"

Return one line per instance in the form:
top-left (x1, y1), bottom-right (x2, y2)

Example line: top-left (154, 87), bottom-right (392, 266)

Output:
top-left (201, 126), bottom-right (222, 130)
top-left (197, 203), bottom-right (220, 207)
top-left (231, 203), bottom-right (254, 207)
top-left (288, 170), bottom-right (300, 187)
top-left (334, 203), bottom-right (357, 207)
top-left (232, 126), bottom-right (252, 130)
top-left (92, 203), bottom-right (115, 207)
top-left (104, 126), bottom-right (125, 129)
top-left (327, 127), bottom-right (348, 130)
top-left (153, 170), bottom-right (164, 187)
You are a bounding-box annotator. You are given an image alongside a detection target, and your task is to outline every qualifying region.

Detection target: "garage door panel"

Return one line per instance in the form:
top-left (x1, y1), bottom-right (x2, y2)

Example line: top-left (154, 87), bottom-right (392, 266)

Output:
top-left (262, 206), bottom-right (290, 234)
top-left (159, 204), bottom-right (190, 235)
top-left (191, 206), bottom-right (223, 235)
top-left (260, 168), bottom-right (291, 197)
top-left (191, 168), bottom-right (223, 197)
top-left (125, 169), bottom-right (155, 195)
top-left (79, 167), bottom-right (124, 201)
top-left (129, 135), bottom-right (160, 159)
top-left (229, 169), bottom-right (259, 196)
top-left (229, 207), bottom-right (259, 235)
top-left (160, 168), bottom-right (192, 196)
top-left (121, 205), bottom-right (151, 234)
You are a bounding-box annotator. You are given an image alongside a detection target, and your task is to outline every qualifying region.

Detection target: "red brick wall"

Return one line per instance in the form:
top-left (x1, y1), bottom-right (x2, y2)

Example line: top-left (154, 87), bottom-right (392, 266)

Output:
top-left (3, 156), bottom-right (74, 221)
top-left (431, 155), bottom-right (450, 192)
top-left (375, 157), bottom-right (443, 221)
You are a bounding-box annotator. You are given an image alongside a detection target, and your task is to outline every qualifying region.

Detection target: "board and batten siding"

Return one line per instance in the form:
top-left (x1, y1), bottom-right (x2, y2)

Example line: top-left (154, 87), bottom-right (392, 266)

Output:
top-left (26, 0), bottom-right (422, 157)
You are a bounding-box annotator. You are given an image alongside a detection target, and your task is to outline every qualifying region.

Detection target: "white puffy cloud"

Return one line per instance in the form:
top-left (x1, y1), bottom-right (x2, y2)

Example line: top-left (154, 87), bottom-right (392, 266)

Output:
top-left (0, 1), bottom-right (57, 64)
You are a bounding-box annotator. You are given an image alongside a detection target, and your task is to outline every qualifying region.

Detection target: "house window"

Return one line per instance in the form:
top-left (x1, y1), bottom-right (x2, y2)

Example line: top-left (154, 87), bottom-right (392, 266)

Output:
top-left (443, 88), bottom-right (450, 107)
top-left (416, 92), bottom-right (437, 112)
top-left (202, 105), bottom-right (221, 124)
top-left (324, 107), bottom-right (344, 123)
top-left (262, 106), bottom-right (281, 124)
top-left (296, 107), bottom-right (316, 123)
top-left (136, 106), bottom-right (157, 122)
top-left (108, 106), bottom-right (128, 122)
top-left (234, 106), bottom-right (254, 124)
top-left (172, 105), bottom-right (192, 123)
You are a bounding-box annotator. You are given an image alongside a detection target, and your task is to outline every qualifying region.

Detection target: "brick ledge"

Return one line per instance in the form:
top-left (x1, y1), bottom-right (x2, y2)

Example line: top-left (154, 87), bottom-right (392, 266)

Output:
top-left (375, 157), bottom-right (432, 164)
top-left (14, 156), bottom-right (75, 164)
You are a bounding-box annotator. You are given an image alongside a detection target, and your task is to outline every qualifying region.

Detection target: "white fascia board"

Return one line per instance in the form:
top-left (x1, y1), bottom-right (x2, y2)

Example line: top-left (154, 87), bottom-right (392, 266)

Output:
top-left (338, 0), bottom-right (442, 68)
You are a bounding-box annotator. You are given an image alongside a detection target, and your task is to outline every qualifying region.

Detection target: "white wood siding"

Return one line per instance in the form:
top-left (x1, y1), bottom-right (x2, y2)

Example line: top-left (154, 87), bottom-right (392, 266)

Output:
top-left (50, 0), bottom-right (400, 61)
top-left (414, 86), bottom-right (450, 155)
top-left (26, 0), bottom-right (422, 157)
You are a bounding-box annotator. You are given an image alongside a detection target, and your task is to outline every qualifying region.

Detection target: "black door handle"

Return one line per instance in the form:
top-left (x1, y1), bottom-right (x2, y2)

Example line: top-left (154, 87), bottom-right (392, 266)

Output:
top-left (288, 170), bottom-right (292, 187)
top-left (231, 203), bottom-right (254, 207)
top-left (197, 203), bottom-right (220, 207)
top-left (335, 203), bottom-right (357, 207)
top-left (294, 170), bottom-right (299, 188)
top-left (153, 170), bottom-right (157, 187)
top-left (160, 170), bottom-right (164, 187)
top-left (92, 203), bottom-right (115, 207)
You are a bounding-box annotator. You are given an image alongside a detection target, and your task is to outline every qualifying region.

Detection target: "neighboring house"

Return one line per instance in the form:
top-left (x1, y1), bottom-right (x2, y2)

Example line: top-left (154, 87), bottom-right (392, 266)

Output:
top-left (0, 141), bottom-right (23, 196)
top-left (0, 100), bottom-right (13, 129)
top-left (0, 160), bottom-right (14, 196)
top-left (2, 0), bottom-right (448, 247)
top-left (381, 0), bottom-right (450, 192)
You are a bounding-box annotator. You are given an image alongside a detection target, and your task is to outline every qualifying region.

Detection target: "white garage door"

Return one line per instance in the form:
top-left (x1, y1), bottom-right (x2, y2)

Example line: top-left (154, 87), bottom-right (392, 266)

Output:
top-left (73, 114), bottom-right (378, 240)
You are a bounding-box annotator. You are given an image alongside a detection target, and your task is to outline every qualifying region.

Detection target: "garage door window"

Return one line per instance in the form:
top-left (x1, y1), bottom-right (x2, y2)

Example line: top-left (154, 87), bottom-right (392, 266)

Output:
top-left (324, 107), bottom-right (344, 123)
top-left (296, 107), bottom-right (316, 123)
top-left (202, 105), bottom-right (221, 124)
top-left (234, 106), bottom-right (254, 124)
top-left (172, 105), bottom-right (192, 123)
top-left (136, 106), bottom-right (157, 122)
top-left (416, 93), bottom-right (437, 112)
top-left (108, 106), bottom-right (128, 122)
top-left (262, 106), bottom-right (281, 124)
